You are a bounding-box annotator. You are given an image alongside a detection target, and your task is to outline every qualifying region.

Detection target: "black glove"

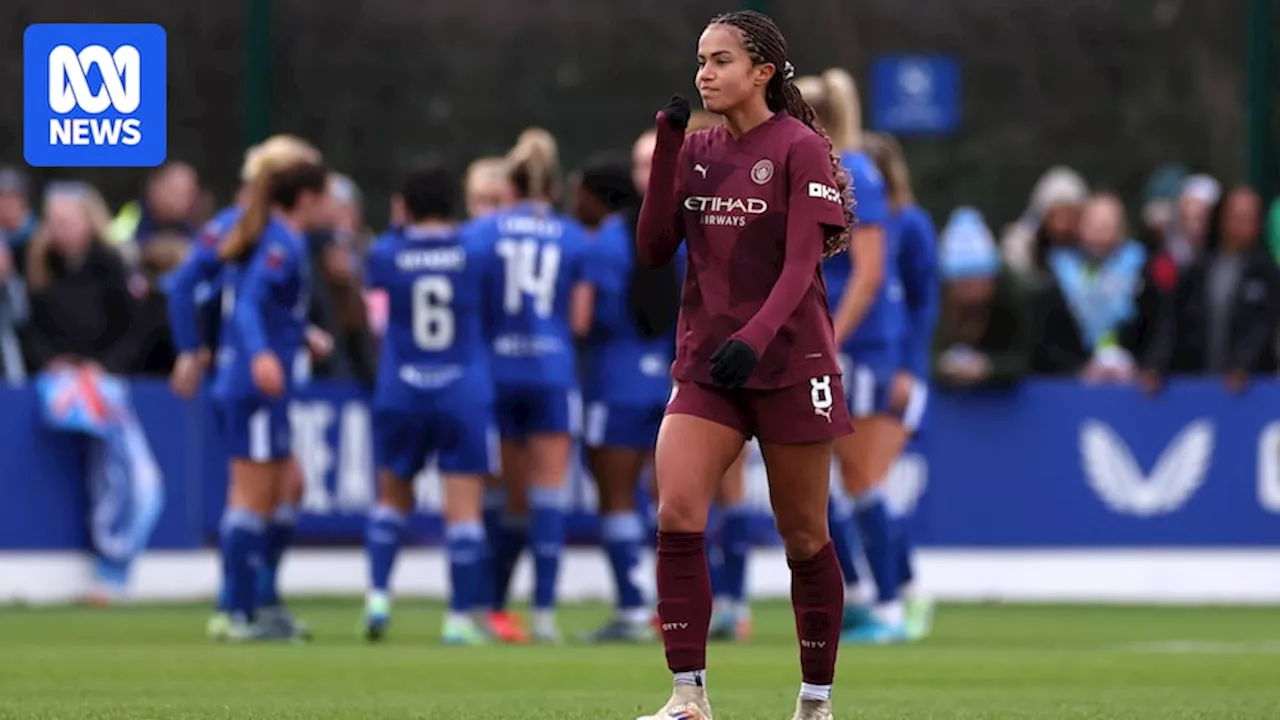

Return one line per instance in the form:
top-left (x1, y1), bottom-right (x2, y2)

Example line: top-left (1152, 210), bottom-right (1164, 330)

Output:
top-left (659, 95), bottom-right (691, 132)
top-left (709, 339), bottom-right (758, 388)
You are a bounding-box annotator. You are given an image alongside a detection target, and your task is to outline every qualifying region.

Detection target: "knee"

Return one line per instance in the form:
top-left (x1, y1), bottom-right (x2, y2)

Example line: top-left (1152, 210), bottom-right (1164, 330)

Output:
top-left (775, 513), bottom-right (830, 560)
top-left (656, 495), bottom-right (707, 533)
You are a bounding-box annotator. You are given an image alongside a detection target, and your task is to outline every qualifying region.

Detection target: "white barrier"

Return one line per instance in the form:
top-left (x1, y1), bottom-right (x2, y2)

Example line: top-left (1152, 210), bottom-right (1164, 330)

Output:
top-left (4, 548), bottom-right (1280, 606)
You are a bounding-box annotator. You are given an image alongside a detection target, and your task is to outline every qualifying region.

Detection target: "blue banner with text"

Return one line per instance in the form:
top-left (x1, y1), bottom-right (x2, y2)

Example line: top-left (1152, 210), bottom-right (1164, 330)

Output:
top-left (1, 379), bottom-right (1277, 551)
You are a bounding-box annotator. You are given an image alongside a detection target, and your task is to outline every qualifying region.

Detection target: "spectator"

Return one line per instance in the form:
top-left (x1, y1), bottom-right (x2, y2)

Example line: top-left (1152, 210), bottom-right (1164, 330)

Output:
top-left (0, 166), bottom-right (38, 278)
top-left (130, 232), bottom-right (187, 376)
top-left (23, 182), bottom-right (138, 375)
top-left (1001, 166), bottom-right (1088, 280)
top-left (1137, 163), bottom-right (1187, 252)
top-left (110, 161), bottom-right (200, 245)
top-left (1034, 193), bottom-right (1148, 381)
top-left (1163, 174), bottom-right (1220, 270)
top-left (0, 237), bottom-right (27, 385)
top-left (934, 207), bottom-right (1035, 389)
top-left (305, 172), bottom-right (375, 384)
top-left (1143, 186), bottom-right (1280, 390)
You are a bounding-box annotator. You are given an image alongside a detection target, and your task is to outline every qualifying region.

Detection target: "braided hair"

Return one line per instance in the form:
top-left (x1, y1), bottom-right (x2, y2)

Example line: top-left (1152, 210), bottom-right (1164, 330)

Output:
top-left (708, 10), bottom-right (855, 257)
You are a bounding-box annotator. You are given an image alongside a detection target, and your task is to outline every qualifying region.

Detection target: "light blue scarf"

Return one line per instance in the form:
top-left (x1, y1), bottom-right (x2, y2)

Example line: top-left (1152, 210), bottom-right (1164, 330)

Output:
top-left (1048, 241), bottom-right (1147, 350)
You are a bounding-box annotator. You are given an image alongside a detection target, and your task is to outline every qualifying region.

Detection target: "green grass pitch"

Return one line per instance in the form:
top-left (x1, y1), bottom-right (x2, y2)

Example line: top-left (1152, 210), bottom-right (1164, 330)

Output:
top-left (1, 600), bottom-right (1278, 719)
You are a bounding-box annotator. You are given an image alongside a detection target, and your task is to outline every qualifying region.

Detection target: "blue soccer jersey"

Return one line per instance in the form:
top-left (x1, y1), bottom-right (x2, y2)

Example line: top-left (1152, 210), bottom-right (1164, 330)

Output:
top-left (365, 224), bottom-right (501, 477)
top-left (211, 217), bottom-right (311, 460)
top-left (467, 202), bottom-right (598, 437)
top-left (165, 205), bottom-right (242, 354)
top-left (581, 214), bottom-right (674, 450)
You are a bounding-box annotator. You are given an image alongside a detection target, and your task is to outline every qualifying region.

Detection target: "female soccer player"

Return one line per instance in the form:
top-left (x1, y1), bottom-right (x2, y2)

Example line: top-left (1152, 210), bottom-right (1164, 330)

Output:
top-left (575, 152), bottom-right (670, 644)
top-left (636, 11), bottom-right (855, 720)
top-left (795, 70), bottom-right (903, 643)
top-left (860, 131), bottom-right (939, 642)
top-left (361, 165), bottom-right (501, 646)
top-left (166, 136), bottom-right (325, 642)
top-left (477, 128), bottom-right (597, 644)
top-left (207, 156), bottom-right (329, 641)
top-left (465, 157), bottom-right (516, 220)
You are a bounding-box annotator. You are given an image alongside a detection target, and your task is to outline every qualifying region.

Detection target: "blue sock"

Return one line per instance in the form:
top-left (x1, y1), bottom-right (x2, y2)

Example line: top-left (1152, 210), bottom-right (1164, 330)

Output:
top-left (854, 490), bottom-right (900, 606)
top-left (721, 504), bottom-right (751, 604)
top-left (601, 511), bottom-right (645, 612)
top-left (446, 521), bottom-right (486, 614)
top-left (366, 505), bottom-right (407, 594)
top-left (219, 508), bottom-right (266, 622)
top-left (897, 515), bottom-right (916, 589)
top-left (529, 486), bottom-right (566, 610)
top-left (256, 503), bottom-right (296, 608)
top-left (706, 507), bottom-right (726, 599)
top-left (493, 515), bottom-right (528, 612)
top-left (216, 582), bottom-right (233, 613)
top-left (828, 495), bottom-right (862, 587)
top-left (477, 489), bottom-right (505, 611)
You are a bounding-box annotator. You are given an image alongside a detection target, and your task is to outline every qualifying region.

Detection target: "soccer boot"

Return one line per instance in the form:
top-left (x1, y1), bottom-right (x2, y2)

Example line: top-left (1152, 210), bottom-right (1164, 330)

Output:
top-left (792, 697), bottom-right (834, 720)
top-left (530, 613), bottom-right (564, 645)
top-left (223, 617), bottom-right (270, 643)
top-left (904, 594), bottom-right (936, 642)
top-left (441, 615), bottom-right (490, 646)
top-left (707, 609), bottom-right (750, 642)
top-left (840, 604), bottom-right (875, 633)
top-left (840, 617), bottom-right (907, 645)
top-left (485, 610), bottom-right (529, 644)
top-left (580, 616), bottom-right (655, 644)
top-left (258, 605), bottom-right (312, 642)
top-left (637, 684), bottom-right (713, 720)
top-left (207, 612), bottom-right (232, 642)
top-left (363, 593), bottom-right (392, 642)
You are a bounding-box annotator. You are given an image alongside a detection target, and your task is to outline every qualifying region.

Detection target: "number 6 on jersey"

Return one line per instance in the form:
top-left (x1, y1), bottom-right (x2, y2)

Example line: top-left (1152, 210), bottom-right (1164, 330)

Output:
top-left (412, 275), bottom-right (454, 350)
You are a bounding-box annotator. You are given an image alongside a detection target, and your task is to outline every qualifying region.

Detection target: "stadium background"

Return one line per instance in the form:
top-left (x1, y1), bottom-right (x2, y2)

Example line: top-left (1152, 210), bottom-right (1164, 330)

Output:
top-left (0, 0), bottom-right (1279, 606)
top-left (0, 0), bottom-right (1275, 225)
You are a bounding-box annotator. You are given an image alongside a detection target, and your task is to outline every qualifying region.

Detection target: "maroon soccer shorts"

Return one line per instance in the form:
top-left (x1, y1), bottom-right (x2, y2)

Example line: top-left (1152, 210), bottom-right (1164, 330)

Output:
top-left (666, 374), bottom-right (852, 444)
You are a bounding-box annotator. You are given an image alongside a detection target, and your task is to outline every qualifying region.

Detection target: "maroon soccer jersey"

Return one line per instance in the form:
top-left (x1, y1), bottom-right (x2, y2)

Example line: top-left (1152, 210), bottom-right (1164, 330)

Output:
top-left (670, 112), bottom-right (847, 390)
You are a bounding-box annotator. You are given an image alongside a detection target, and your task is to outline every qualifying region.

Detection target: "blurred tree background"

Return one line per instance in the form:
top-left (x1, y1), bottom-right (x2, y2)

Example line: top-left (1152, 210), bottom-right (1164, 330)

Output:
top-left (0, 0), bottom-right (1274, 230)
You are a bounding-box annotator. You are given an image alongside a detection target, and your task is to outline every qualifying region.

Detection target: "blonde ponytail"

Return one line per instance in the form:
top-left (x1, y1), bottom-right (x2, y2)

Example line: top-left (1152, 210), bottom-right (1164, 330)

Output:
top-left (506, 127), bottom-right (561, 201)
top-left (820, 68), bottom-right (862, 151)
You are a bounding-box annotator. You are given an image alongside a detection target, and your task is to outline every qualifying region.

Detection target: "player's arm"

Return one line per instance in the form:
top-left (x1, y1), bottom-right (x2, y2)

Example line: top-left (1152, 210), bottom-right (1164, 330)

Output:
top-left (636, 108), bottom-right (689, 268)
top-left (897, 210), bottom-right (939, 379)
top-left (570, 232), bottom-right (602, 338)
top-left (234, 241), bottom-right (293, 360)
top-left (831, 158), bottom-right (887, 346)
top-left (731, 135), bottom-right (845, 356)
top-left (165, 236), bottom-right (221, 356)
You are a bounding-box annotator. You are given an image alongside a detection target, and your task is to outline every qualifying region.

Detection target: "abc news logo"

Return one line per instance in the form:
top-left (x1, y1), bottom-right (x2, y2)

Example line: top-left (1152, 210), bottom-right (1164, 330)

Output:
top-left (24, 24), bottom-right (165, 167)
top-left (47, 44), bottom-right (143, 147)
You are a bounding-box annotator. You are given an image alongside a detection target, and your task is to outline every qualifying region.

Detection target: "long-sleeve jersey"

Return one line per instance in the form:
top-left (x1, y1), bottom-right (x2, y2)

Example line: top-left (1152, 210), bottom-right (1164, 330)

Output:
top-left (164, 205), bottom-right (242, 354)
top-left (210, 216), bottom-right (311, 402)
top-left (892, 204), bottom-right (940, 378)
top-left (581, 214), bottom-right (675, 407)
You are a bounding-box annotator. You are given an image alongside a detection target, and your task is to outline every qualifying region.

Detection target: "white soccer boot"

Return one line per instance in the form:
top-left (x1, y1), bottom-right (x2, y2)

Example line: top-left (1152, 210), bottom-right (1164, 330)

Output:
top-left (792, 697), bottom-right (833, 720)
top-left (637, 683), bottom-right (713, 720)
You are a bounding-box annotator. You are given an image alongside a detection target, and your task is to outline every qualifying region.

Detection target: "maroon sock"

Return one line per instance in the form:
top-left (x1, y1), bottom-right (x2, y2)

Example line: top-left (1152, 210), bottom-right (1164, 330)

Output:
top-left (788, 540), bottom-right (843, 686)
top-left (656, 531), bottom-right (712, 674)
